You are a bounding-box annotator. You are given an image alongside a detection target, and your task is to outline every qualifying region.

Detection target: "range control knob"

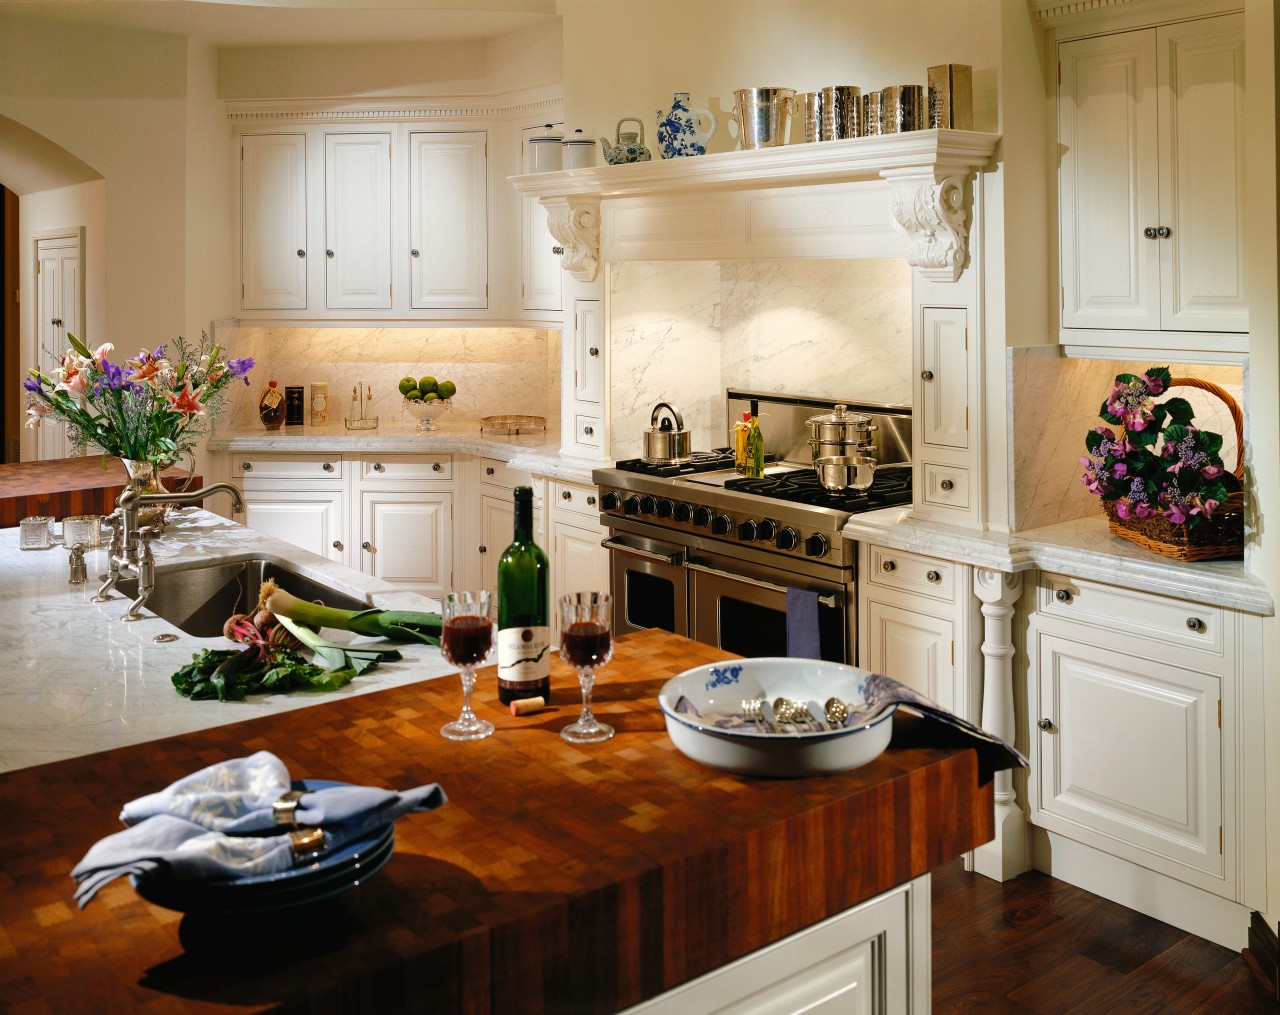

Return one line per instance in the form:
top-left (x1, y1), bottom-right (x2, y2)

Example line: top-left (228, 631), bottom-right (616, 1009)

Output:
top-left (623, 496), bottom-right (641, 516)
top-left (775, 526), bottom-right (799, 551)
top-left (673, 502), bottom-right (694, 523)
top-left (600, 491), bottom-right (621, 511)
top-left (757, 519), bottom-right (778, 541)
top-left (711, 513), bottom-right (733, 536)
top-left (693, 505), bottom-right (713, 527)
top-left (639, 495), bottom-right (657, 515)
top-left (737, 519), bottom-right (757, 541)
top-left (656, 498), bottom-right (674, 519)
top-left (805, 533), bottom-right (829, 558)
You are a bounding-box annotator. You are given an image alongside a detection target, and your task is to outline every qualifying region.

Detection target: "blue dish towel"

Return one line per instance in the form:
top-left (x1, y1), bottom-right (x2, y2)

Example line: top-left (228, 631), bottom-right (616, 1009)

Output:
top-left (785, 587), bottom-right (822, 659)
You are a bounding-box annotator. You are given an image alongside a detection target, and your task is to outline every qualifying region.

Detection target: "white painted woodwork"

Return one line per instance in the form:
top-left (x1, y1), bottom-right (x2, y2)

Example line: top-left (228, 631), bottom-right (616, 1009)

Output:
top-left (479, 494), bottom-right (514, 602)
top-left (235, 453), bottom-right (343, 481)
top-left (865, 600), bottom-right (954, 711)
top-left (919, 462), bottom-right (971, 511)
top-left (34, 230), bottom-right (83, 461)
top-left (520, 123), bottom-right (563, 312)
top-left (573, 298), bottom-right (604, 404)
top-left (409, 131), bottom-right (488, 309)
top-left (241, 489), bottom-right (347, 563)
top-left (324, 132), bottom-right (392, 311)
top-left (622, 874), bottom-right (930, 1015)
top-left (1058, 14), bottom-right (1246, 340)
top-left (359, 488), bottom-right (452, 597)
top-left (918, 306), bottom-right (969, 450)
top-left (550, 480), bottom-right (609, 639)
top-left (241, 133), bottom-right (308, 311)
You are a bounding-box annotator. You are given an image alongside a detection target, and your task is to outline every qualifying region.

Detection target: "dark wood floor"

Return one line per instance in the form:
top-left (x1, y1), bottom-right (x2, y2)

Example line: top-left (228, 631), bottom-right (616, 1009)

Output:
top-left (932, 858), bottom-right (1278, 1014)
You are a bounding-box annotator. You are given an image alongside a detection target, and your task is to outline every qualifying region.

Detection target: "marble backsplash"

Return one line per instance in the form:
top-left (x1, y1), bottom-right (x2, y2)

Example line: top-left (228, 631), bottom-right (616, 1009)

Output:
top-left (608, 258), bottom-right (913, 456)
top-left (212, 324), bottom-right (560, 432)
top-left (1011, 348), bottom-right (1244, 531)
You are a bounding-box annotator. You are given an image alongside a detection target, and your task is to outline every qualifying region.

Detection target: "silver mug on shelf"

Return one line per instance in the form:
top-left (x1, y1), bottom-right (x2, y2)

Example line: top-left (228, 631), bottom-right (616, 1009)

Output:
top-left (861, 90), bottom-right (884, 136)
top-left (730, 87), bottom-right (798, 149)
top-left (881, 84), bottom-right (926, 133)
top-left (820, 85), bottom-right (861, 140)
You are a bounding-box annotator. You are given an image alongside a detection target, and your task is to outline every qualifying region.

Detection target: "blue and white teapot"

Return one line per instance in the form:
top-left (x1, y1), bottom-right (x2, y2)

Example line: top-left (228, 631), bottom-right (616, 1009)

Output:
top-left (656, 92), bottom-right (718, 158)
top-left (600, 118), bottom-right (652, 165)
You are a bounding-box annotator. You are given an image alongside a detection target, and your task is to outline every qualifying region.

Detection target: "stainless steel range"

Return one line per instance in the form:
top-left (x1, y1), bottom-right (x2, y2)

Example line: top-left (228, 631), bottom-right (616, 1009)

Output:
top-left (593, 390), bottom-right (912, 664)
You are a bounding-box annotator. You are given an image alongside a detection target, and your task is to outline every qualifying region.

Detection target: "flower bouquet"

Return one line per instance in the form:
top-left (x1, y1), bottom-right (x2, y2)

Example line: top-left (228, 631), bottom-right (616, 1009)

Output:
top-left (1080, 367), bottom-right (1243, 561)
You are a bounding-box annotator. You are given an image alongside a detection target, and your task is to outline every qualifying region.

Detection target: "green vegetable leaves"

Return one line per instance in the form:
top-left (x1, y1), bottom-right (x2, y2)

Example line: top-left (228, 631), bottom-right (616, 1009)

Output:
top-left (171, 645), bottom-right (352, 702)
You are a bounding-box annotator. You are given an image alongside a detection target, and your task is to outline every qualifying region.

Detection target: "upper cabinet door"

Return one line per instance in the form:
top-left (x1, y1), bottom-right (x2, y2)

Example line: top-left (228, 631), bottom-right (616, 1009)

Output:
top-left (409, 131), bottom-right (488, 309)
top-left (1059, 30), bottom-right (1160, 332)
top-left (521, 123), bottom-right (563, 312)
top-left (324, 132), bottom-right (392, 311)
top-left (241, 133), bottom-right (308, 311)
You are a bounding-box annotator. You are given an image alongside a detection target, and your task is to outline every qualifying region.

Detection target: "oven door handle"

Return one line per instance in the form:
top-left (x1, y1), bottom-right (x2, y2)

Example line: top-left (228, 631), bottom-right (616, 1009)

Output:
top-left (600, 536), bottom-right (686, 566)
top-left (686, 561), bottom-right (839, 608)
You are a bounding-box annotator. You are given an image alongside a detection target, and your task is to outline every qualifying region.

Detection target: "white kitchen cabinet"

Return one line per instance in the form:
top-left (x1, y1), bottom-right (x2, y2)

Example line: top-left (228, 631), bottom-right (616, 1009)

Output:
top-left (324, 132), bottom-right (392, 311)
top-left (566, 297), bottom-right (605, 455)
top-left (475, 457), bottom-right (542, 600)
top-left (358, 488), bottom-right (452, 597)
top-left (240, 133), bottom-right (308, 311)
top-left (1058, 13), bottom-right (1246, 347)
top-left (520, 123), bottom-right (563, 313)
top-left (235, 453), bottom-right (346, 561)
top-left (549, 480), bottom-right (609, 638)
top-left (409, 131), bottom-right (488, 310)
top-left (913, 304), bottom-right (975, 522)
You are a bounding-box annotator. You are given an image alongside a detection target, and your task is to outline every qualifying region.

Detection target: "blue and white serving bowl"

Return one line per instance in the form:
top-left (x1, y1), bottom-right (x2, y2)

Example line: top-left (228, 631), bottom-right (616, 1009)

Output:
top-left (657, 658), bottom-right (896, 778)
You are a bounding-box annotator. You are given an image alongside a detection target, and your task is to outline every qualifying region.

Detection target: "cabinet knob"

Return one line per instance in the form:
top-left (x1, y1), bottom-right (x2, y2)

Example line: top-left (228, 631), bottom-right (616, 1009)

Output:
top-left (551, 245), bottom-right (565, 255)
top-left (1037, 718), bottom-right (1054, 732)
top-left (296, 249), bottom-right (306, 258)
top-left (332, 540), bottom-right (343, 551)
top-left (432, 462), bottom-right (443, 473)
top-left (589, 347), bottom-right (600, 357)
top-left (51, 317), bottom-right (63, 327)
top-left (241, 462), bottom-right (252, 472)
top-left (1144, 226), bottom-right (1158, 239)
top-left (479, 545), bottom-right (487, 554)
top-left (940, 479), bottom-right (954, 491)
top-left (1186, 616), bottom-right (1204, 632)
top-left (1054, 588), bottom-right (1072, 603)
top-left (882, 560), bottom-right (896, 572)
top-left (411, 248), bottom-right (420, 258)
top-left (362, 540), bottom-right (373, 551)
top-left (583, 425), bottom-right (594, 437)
top-left (322, 462), bottom-right (334, 472)
top-left (326, 249), bottom-right (334, 258)
top-left (920, 370), bottom-right (934, 381)
top-left (373, 463), bottom-right (384, 472)
top-left (587, 495), bottom-right (597, 507)
top-left (926, 569), bottom-right (941, 584)
top-left (562, 490), bottom-right (572, 501)
top-left (1156, 226), bottom-right (1171, 239)
top-left (485, 467), bottom-right (495, 476)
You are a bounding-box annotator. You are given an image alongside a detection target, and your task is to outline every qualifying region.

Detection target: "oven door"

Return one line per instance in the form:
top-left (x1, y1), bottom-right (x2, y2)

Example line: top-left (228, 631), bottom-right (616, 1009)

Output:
top-left (603, 534), bottom-right (689, 638)
top-left (687, 557), bottom-right (850, 663)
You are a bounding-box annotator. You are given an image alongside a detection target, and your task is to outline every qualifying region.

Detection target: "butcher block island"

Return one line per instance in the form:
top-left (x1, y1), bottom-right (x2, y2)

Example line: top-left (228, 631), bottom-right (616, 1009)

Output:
top-left (0, 629), bottom-right (993, 1014)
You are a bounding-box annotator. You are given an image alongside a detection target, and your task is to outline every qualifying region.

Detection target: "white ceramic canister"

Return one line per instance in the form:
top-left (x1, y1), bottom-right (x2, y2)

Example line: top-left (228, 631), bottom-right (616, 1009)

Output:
top-left (528, 123), bottom-right (564, 173)
top-left (561, 128), bottom-right (597, 170)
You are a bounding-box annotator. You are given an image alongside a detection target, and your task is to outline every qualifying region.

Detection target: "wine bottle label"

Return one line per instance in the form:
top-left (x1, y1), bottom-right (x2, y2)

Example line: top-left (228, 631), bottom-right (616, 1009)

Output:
top-left (496, 626), bottom-right (551, 683)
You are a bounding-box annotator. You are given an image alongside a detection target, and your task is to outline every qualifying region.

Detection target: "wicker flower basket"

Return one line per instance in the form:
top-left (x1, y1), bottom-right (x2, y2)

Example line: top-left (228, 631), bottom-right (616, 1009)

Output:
top-left (1102, 377), bottom-right (1244, 561)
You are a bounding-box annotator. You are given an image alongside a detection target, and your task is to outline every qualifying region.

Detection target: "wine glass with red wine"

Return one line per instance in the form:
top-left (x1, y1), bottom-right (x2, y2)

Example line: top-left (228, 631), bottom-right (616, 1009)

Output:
top-left (558, 592), bottom-right (615, 744)
top-left (440, 590), bottom-right (496, 741)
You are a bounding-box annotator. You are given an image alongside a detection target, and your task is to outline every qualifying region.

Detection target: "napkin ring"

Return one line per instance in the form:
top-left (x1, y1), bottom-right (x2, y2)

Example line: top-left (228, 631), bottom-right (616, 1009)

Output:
top-left (273, 789), bottom-right (305, 828)
top-left (289, 827), bottom-right (327, 861)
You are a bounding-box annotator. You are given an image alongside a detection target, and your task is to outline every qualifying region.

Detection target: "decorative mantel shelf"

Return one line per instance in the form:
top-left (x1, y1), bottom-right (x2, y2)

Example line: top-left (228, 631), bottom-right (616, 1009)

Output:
top-left (510, 129), bottom-right (1001, 283)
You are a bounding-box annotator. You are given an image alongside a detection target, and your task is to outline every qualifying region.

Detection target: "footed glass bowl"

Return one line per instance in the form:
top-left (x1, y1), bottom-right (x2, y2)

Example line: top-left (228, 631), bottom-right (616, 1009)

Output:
top-left (404, 397), bottom-right (452, 433)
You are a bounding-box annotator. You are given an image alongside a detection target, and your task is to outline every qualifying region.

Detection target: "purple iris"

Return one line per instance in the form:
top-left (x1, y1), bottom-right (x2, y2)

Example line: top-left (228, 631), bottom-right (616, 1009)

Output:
top-left (228, 357), bottom-right (255, 384)
top-left (91, 359), bottom-right (142, 397)
top-left (22, 375), bottom-right (44, 394)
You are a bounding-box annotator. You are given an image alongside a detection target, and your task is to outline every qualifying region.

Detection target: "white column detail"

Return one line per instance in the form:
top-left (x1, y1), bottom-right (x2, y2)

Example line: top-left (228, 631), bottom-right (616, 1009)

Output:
top-left (972, 567), bottom-right (1029, 881)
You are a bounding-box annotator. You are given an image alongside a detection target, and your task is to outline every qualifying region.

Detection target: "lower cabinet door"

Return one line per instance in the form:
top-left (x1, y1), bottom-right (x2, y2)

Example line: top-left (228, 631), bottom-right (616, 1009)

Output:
top-left (359, 489), bottom-right (452, 598)
top-left (864, 598), bottom-right (955, 713)
top-left (242, 488), bottom-right (346, 562)
top-left (1034, 632), bottom-right (1224, 886)
top-left (479, 494), bottom-right (514, 602)
top-left (551, 517), bottom-right (610, 639)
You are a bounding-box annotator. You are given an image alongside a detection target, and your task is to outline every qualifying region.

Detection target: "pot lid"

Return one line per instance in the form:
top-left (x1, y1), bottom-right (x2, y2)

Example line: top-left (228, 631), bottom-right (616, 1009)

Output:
top-left (530, 124), bottom-right (563, 143)
top-left (806, 403), bottom-right (874, 426)
top-left (563, 128), bottom-right (594, 146)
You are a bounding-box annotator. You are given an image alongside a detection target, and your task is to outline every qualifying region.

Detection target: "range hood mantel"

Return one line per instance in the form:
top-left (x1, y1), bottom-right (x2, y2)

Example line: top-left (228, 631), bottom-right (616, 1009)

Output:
top-left (510, 129), bottom-right (1001, 283)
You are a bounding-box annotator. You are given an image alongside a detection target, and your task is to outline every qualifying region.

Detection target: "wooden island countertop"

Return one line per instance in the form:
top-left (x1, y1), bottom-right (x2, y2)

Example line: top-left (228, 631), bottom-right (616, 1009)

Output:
top-left (0, 455), bottom-right (202, 526)
top-left (0, 630), bottom-right (994, 1013)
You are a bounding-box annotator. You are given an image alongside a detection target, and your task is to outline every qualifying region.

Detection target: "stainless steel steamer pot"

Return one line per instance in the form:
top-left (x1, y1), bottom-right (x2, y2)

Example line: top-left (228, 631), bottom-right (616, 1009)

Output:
top-left (806, 404), bottom-right (878, 490)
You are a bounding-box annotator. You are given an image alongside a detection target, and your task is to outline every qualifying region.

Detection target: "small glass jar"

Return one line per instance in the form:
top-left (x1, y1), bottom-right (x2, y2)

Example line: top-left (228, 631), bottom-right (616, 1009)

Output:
top-left (62, 515), bottom-right (102, 549)
top-left (20, 515), bottom-right (54, 550)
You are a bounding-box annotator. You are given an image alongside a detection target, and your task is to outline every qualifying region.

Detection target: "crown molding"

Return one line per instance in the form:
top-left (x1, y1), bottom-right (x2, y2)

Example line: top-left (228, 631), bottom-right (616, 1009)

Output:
top-left (226, 84), bottom-right (562, 123)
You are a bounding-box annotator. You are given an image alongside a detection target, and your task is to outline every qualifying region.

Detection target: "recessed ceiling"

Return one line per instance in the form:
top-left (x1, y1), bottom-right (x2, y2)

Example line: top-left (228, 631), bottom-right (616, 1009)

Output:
top-left (0, 0), bottom-right (558, 47)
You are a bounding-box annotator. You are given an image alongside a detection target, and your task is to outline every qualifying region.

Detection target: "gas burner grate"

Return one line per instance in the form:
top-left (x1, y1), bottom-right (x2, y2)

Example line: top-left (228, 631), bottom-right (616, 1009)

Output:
top-left (614, 448), bottom-right (735, 478)
top-left (725, 463), bottom-right (912, 513)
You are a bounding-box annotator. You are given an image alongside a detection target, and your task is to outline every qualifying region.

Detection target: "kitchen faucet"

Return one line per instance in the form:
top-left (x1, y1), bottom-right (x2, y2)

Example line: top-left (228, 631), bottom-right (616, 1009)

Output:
top-left (94, 483), bottom-right (245, 621)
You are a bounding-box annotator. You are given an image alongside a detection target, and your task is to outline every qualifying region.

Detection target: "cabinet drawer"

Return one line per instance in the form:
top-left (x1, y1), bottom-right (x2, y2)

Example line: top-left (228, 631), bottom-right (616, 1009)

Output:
top-left (920, 463), bottom-right (969, 510)
top-left (235, 454), bottom-right (343, 481)
top-left (1039, 574), bottom-right (1223, 657)
top-left (867, 545), bottom-right (956, 601)
top-left (552, 481), bottom-right (600, 520)
top-left (480, 457), bottom-right (533, 492)
top-left (361, 455), bottom-right (451, 482)
top-left (574, 413), bottom-right (602, 448)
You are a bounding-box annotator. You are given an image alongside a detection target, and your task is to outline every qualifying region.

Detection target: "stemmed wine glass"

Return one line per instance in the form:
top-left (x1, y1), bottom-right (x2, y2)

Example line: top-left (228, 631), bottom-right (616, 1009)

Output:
top-left (440, 591), bottom-right (495, 741)
top-left (558, 592), bottom-right (615, 744)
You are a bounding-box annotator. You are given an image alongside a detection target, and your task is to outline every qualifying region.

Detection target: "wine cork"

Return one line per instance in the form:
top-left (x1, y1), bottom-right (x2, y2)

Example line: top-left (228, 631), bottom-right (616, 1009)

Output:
top-left (509, 696), bottom-right (546, 716)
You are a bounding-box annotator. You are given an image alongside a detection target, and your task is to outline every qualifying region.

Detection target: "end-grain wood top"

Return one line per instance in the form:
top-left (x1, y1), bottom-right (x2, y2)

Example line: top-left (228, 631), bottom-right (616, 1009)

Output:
top-left (0, 630), bottom-right (993, 1014)
top-left (0, 456), bottom-right (202, 526)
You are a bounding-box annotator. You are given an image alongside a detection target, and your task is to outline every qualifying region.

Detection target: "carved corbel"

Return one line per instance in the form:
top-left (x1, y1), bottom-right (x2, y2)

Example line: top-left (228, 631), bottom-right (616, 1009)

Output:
top-left (542, 194), bottom-right (601, 282)
top-left (885, 173), bottom-right (970, 283)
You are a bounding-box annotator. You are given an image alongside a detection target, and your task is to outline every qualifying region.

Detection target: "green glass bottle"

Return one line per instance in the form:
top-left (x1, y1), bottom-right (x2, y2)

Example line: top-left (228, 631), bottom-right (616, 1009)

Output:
top-left (496, 485), bottom-right (551, 705)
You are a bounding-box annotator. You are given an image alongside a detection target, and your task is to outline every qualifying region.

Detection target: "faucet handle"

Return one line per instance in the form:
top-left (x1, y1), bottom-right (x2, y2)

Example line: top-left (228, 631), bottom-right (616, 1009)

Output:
top-left (68, 544), bottom-right (88, 584)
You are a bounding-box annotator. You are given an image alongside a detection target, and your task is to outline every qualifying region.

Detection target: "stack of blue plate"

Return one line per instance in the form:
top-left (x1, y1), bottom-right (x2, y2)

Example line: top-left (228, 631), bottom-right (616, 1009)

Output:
top-left (130, 780), bottom-right (395, 915)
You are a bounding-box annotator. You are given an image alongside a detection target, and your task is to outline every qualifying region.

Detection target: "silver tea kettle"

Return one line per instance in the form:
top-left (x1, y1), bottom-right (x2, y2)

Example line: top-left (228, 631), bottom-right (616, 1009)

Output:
top-left (642, 401), bottom-right (693, 465)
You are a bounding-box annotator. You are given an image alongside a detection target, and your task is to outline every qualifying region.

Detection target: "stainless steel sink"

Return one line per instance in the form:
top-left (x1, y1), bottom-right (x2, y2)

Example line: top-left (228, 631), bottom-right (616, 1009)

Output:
top-left (113, 557), bottom-right (370, 638)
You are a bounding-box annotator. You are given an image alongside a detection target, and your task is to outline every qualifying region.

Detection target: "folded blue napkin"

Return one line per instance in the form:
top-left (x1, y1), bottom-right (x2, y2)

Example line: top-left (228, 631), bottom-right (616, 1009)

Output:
top-left (71, 752), bottom-right (446, 907)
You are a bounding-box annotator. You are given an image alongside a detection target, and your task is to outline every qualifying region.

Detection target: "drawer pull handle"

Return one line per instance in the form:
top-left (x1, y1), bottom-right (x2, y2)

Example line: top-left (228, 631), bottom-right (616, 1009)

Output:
top-left (589, 347), bottom-right (600, 357)
top-left (326, 249), bottom-right (334, 258)
top-left (1186, 617), bottom-right (1204, 632)
top-left (479, 544), bottom-right (487, 554)
top-left (1037, 718), bottom-right (1054, 732)
top-left (322, 462), bottom-right (334, 473)
top-left (332, 540), bottom-right (343, 551)
top-left (241, 462), bottom-right (252, 472)
top-left (940, 479), bottom-right (954, 492)
top-left (583, 425), bottom-right (595, 437)
top-left (587, 495), bottom-right (597, 507)
top-left (362, 541), bottom-right (373, 552)
top-left (1054, 589), bottom-right (1072, 603)
top-left (1156, 225), bottom-right (1171, 239)
top-left (296, 249), bottom-right (306, 258)
top-left (562, 490), bottom-right (572, 501)
top-left (882, 560), bottom-right (896, 572)
top-left (485, 467), bottom-right (495, 476)
top-left (552, 245), bottom-right (565, 255)
top-left (926, 569), bottom-right (941, 584)
top-left (920, 370), bottom-right (934, 381)
top-left (1144, 226), bottom-right (1158, 239)
top-left (411, 248), bottom-right (420, 258)
top-left (432, 463), bottom-right (443, 473)
top-left (373, 463), bottom-right (384, 472)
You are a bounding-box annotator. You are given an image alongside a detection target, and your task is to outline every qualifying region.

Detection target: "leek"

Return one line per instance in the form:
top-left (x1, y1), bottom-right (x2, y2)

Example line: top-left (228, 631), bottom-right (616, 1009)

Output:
top-left (260, 579), bottom-right (442, 646)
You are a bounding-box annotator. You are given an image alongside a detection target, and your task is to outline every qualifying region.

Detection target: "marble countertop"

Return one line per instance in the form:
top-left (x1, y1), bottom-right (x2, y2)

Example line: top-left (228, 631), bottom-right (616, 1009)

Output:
top-left (0, 510), bottom-right (461, 775)
top-left (845, 509), bottom-right (1274, 615)
top-left (207, 420), bottom-right (600, 484)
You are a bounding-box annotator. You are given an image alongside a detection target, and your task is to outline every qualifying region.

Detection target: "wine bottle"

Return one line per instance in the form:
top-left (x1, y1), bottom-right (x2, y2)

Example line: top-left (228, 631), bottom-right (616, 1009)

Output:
top-left (496, 485), bottom-right (550, 705)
